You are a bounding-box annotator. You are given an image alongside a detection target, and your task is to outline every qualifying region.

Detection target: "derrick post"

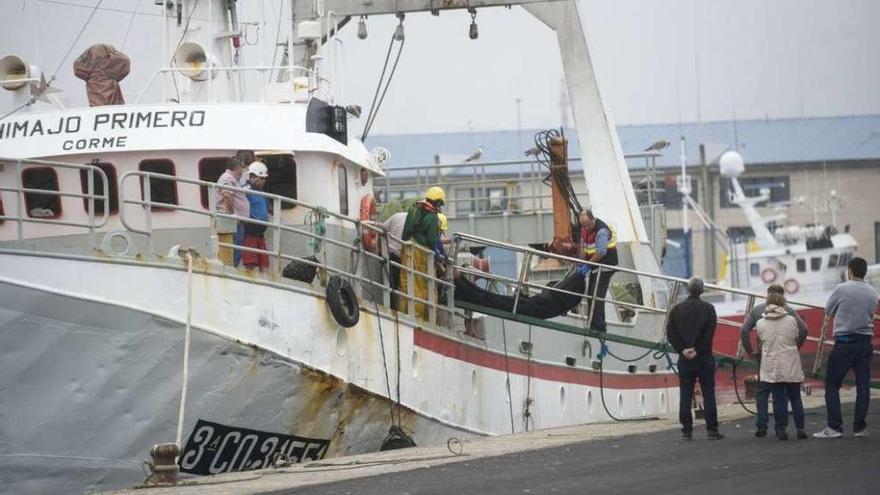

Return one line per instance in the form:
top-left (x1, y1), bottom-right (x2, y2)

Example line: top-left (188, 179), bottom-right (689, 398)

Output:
top-left (547, 136), bottom-right (577, 256)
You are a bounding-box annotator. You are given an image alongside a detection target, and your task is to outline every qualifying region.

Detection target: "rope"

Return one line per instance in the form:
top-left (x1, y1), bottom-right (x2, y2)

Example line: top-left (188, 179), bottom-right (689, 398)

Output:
top-left (523, 324), bottom-right (533, 432)
top-left (305, 207), bottom-right (328, 256)
top-left (176, 250), bottom-right (195, 446)
top-left (581, 317), bottom-right (658, 422)
top-left (500, 319), bottom-right (516, 434)
top-left (731, 360), bottom-right (757, 416)
top-left (374, 302), bottom-right (400, 427)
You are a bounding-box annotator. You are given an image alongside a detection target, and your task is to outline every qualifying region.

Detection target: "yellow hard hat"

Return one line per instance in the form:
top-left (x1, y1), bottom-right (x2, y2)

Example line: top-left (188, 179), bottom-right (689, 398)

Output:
top-left (437, 213), bottom-right (448, 231)
top-left (425, 186), bottom-right (446, 203)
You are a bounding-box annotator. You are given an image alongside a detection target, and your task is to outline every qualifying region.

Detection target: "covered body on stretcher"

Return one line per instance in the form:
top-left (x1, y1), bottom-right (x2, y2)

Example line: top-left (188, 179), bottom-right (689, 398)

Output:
top-left (453, 269), bottom-right (588, 320)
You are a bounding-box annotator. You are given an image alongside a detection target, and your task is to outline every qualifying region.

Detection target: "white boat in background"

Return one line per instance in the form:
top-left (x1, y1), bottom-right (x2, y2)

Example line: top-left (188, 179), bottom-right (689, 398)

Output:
top-left (713, 150), bottom-right (856, 306)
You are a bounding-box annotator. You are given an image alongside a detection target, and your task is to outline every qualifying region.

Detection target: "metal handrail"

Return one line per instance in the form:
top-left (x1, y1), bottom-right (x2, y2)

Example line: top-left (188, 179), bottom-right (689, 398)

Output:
top-left (117, 171), bottom-right (454, 324)
top-left (451, 232), bottom-right (880, 363)
top-left (0, 158), bottom-right (110, 246)
top-left (135, 65), bottom-right (316, 104)
top-left (453, 231), bottom-right (826, 312)
top-left (388, 151), bottom-right (662, 174)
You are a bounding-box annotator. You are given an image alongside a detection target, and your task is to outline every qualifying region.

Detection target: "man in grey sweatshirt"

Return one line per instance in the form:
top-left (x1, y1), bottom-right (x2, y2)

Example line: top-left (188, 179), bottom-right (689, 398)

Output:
top-left (740, 284), bottom-right (808, 436)
top-left (814, 256), bottom-right (879, 438)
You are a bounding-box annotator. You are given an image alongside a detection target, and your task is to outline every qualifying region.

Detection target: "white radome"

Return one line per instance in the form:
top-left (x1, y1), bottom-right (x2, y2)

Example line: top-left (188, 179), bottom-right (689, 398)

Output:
top-left (719, 150), bottom-right (745, 178)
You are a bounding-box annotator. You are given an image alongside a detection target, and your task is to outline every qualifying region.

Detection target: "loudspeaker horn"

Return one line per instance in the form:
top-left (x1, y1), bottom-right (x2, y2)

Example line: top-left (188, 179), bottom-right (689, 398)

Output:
top-left (0, 55), bottom-right (37, 91)
top-left (172, 42), bottom-right (214, 81)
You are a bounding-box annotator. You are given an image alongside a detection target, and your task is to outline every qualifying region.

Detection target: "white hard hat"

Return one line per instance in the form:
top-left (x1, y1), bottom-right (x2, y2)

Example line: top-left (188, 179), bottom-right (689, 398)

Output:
top-left (248, 161), bottom-right (268, 178)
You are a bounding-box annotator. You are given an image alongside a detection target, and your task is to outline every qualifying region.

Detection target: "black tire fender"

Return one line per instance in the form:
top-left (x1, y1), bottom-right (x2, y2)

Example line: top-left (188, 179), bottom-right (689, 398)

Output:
top-left (326, 275), bottom-right (360, 327)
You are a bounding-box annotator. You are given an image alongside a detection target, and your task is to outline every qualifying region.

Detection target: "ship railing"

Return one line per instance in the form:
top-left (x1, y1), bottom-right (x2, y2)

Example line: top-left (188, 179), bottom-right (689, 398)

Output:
top-left (0, 158), bottom-right (110, 247)
top-left (135, 65), bottom-right (323, 105)
top-left (117, 171), bottom-right (456, 327)
top-left (449, 232), bottom-right (880, 373)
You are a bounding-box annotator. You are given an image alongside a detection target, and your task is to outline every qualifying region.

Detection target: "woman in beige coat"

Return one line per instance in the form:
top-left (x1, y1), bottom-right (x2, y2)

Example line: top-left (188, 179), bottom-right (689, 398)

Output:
top-left (756, 292), bottom-right (807, 440)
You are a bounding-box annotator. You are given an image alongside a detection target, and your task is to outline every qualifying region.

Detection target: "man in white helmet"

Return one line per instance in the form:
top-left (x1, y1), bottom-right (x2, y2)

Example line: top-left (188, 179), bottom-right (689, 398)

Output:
top-left (242, 161), bottom-right (270, 272)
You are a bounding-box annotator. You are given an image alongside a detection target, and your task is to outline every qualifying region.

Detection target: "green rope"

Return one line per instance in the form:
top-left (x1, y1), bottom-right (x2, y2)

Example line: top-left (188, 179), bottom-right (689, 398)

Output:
top-left (306, 207), bottom-right (328, 255)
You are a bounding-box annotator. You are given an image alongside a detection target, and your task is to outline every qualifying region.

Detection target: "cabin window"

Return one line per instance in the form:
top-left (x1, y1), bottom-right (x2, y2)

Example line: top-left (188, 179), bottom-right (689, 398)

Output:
top-left (337, 164), bottom-right (349, 216)
top-left (828, 254), bottom-right (839, 268)
top-left (80, 162), bottom-right (118, 215)
top-left (720, 176), bottom-right (790, 208)
top-left (750, 263), bottom-right (760, 277)
top-left (810, 257), bottom-right (822, 271)
top-left (198, 157), bottom-right (231, 209)
top-left (840, 252), bottom-right (851, 267)
top-left (796, 259), bottom-right (806, 272)
top-left (138, 159), bottom-right (178, 210)
top-left (22, 167), bottom-right (62, 218)
top-left (261, 154), bottom-right (297, 210)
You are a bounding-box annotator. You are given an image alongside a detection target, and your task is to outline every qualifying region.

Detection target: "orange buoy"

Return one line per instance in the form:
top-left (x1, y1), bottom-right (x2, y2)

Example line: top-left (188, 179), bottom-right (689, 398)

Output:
top-left (359, 193), bottom-right (378, 252)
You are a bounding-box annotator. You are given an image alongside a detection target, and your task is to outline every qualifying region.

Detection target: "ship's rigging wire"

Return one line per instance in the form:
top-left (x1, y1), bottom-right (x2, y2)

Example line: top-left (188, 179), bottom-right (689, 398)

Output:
top-left (361, 31), bottom-right (405, 141)
top-left (0, 99), bottom-right (36, 122)
top-left (49, 0), bottom-right (105, 86)
top-left (268, 0), bottom-right (285, 83)
top-left (120, 0), bottom-right (141, 51)
top-left (168, 0), bottom-right (202, 103)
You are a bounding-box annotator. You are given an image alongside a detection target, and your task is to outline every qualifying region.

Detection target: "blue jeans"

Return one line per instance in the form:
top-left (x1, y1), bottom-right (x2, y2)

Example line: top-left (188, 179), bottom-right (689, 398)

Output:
top-left (771, 382), bottom-right (805, 432)
top-left (233, 223), bottom-right (245, 267)
top-left (824, 336), bottom-right (873, 433)
top-left (754, 358), bottom-right (771, 431)
top-left (678, 353), bottom-right (719, 432)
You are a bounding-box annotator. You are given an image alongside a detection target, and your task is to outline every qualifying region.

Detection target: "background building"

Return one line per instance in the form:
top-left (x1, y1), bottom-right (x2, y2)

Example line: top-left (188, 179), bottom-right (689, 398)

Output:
top-left (370, 114), bottom-right (880, 281)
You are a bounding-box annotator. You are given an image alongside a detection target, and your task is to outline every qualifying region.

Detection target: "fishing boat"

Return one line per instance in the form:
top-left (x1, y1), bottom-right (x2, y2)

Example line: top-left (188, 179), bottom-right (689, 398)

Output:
top-left (0, 2), bottom-right (867, 494)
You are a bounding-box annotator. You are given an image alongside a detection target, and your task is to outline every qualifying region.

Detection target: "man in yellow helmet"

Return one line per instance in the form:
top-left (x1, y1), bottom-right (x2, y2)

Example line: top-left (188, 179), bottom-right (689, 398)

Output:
top-left (399, 186), bottom-right (445, 319)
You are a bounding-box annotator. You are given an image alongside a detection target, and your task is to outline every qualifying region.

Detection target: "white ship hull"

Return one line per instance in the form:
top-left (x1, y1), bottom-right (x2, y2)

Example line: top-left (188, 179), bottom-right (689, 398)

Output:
top-left (0, 251), bottom-right (677, 493)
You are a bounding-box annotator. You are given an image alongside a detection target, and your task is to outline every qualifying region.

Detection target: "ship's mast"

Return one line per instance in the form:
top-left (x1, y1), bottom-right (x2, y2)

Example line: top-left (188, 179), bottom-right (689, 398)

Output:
top-left (290, 0), bottom-right (660, 283)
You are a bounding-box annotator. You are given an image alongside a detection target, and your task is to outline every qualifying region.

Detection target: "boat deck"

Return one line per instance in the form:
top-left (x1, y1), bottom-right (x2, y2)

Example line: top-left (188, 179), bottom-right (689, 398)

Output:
top-left (106, 390), bottom-right (878, 495)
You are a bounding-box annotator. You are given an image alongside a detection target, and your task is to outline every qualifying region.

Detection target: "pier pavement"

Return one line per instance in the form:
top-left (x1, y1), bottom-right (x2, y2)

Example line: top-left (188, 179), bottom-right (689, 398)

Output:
top-left (109, 390), bottom-right (878, 495)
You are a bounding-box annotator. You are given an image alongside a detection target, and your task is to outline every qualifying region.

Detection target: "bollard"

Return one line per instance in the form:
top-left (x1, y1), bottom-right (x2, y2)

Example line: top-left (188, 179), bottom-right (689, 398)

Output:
top-left (145, 442), bottom-right (181, 485)
top-left (744, 375), bottom-right (759, 400)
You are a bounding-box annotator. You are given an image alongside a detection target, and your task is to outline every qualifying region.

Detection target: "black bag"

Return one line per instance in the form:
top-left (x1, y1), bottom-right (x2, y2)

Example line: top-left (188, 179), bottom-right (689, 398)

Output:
top-left (282, 256), bottom-right (319, 283)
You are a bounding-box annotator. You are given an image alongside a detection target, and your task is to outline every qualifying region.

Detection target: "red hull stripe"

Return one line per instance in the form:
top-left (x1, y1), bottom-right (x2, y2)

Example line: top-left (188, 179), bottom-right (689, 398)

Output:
top-left (413, 328), bottom-right (675, 389)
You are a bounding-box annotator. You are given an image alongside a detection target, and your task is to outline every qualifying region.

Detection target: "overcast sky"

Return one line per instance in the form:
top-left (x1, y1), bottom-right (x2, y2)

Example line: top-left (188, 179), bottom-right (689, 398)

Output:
top-left (2, 0), bottom-right (878, 135)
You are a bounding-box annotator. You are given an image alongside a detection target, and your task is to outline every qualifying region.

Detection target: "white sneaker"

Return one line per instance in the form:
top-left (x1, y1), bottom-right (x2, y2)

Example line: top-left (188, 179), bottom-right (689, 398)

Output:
top-left (854, 429), bottom-right (869, 438)
top-left (812, 426), bottom-right (843, 439)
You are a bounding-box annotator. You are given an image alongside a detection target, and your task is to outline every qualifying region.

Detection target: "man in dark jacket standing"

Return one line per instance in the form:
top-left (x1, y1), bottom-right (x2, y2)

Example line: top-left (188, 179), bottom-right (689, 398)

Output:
top-left (667, 277), bottom-right (724, 440)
